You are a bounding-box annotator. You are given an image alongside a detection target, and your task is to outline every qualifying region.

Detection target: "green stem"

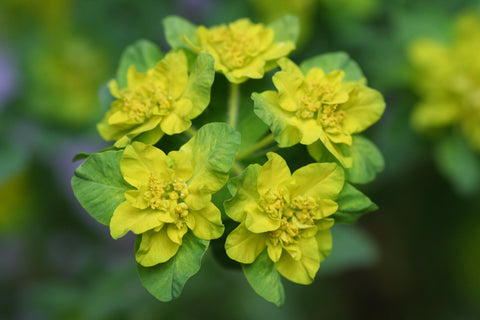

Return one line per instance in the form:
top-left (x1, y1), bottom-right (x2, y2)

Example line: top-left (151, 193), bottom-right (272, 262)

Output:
top-left (228, 83), bottom-right (240, 128)
top-left (231, 161), bottom-right (244, 176)
top-left (237, 133), bottom-right (276, 160)
top-left (185, 127), bottom-right (197, 138)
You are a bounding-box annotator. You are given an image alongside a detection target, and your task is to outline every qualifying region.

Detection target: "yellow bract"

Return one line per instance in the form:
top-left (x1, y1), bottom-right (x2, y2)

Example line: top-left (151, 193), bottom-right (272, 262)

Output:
top-left (109, 142), bottom-right (224, 267)
top-left (409, 13), bottom-right (480, 151)
top-left (98, 50), bottom-right (197, 147)
top-left (193, 18), bottom-right (295, 83)
top-left (256, 58), bottom-right (384, 167)
top-left (225, 152), bottom-right (344, 284)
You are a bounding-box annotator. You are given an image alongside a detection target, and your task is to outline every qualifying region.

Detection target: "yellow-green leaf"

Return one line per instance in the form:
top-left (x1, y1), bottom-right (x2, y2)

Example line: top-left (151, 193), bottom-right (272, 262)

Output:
top-left (242, 250), bottom-right (285, 307)
top-left (136, 231), bottom-right (209, 302)
top-left (71, 150), bottom-right (130, 225)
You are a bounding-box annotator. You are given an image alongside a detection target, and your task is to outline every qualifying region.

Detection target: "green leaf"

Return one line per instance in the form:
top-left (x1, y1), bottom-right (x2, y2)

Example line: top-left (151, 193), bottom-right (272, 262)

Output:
top-left (252, 91), bottom-right (302, 148)
top-left (299, 52), bottom-right (365, 82)
top-left (434, 134), bottom-right (480, 196)
top-left (71, 150), bottom-right (131, 225)
top-left (116, 40), bottom-right (164, 88)
top-left (178, 123), bottom-right (241, 193)
top-left (72, 152), bottom-right (91, 162)
top-left (242, 250), bottom-right (285, 307)
top-left (181, 53), bottom-right (215, 118)
top-left (333, 183), bottom-right (378, 224)
top-left (269, 15), bottom-right (300, 44)
top-left (163, 15), bottom-right (198, 50)
top-left (72, 146), bottom-right (119, 163)
top-left (136, 231), bottom-right (209, 302)
top-left (340, 135), bottom-right (385, 184)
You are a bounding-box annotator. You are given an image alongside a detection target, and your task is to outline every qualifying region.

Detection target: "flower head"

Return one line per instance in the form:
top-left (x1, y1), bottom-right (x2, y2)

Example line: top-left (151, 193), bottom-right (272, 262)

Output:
top-left (191, 18), bottom-right (295, 83)
top-left (98, 50), bottom-right (214, 147)
top-left (225, 152), bottom-right (344, 284)
top-left (409, 13), bottom-right (480, 151)
top-left (253, 58), bottom-right (385, 167)
top-left (109, 141), bottom-right (224, 267)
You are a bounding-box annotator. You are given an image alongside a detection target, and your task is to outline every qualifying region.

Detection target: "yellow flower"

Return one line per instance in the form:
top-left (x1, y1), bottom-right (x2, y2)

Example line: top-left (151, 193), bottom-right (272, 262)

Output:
top-left (98, 50), bottom-right (214, 147)
top-left (225, 152), bottom-right (344, 284)
top-left (253, 58), bottom-right (385, 167)
top-left (409, 13), bottom-right (480, 151)
top-left (191, 18), bottom-right (295, 83)
top-left (109, 142), bottom-right (224, 267)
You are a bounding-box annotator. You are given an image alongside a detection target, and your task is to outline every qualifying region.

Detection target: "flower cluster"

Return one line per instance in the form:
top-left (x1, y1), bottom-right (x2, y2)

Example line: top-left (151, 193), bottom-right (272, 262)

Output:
top-left (225, 152), bottom-right (344, 284)
top-left (98, 50), bottom-right (214, 147)
top-left (409, 13), bottom-right (480, 152)
top-left (253, 58), bottom-right (385, 167)
top-left (110, 142), bottom-right (224, 266)
top-left (72, 15), bottom-right (384, 306)
top-left (189, 18), bottom-right (295, 83)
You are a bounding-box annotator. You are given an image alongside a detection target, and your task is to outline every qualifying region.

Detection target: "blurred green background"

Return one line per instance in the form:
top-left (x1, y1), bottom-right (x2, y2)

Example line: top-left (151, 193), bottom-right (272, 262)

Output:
top-left (1, 0), bottom-right (480, 319)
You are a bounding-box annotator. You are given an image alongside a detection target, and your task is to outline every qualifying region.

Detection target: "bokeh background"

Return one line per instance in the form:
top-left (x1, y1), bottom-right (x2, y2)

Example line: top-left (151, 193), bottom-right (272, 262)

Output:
top-left (1, 0), bottom-right (480, 319)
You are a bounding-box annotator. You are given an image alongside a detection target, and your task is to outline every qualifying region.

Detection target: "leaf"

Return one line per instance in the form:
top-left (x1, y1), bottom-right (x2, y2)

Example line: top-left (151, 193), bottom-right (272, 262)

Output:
top-left (340, 135), bottom-right (385, 184)
top-left (224, 164), bottom-right (261, 222)
top-left (269, 15), bottom-right (300, 44)
top-left (252, 91), bottom-right (302, 148)
top-left (333, 183), bottom-right (378, 224)
top-left (299, 52), bottom-right (365, 82)
top-left (181, 53), bottom-right (215, 118)
top-left (116, 40), bottom-right (164, 88)
top-left (163, 15), bottom-right (198, 50)
top-left (72, 146), bottom-right (118, 163)
top-left (434, 134), bottom-right (480, 196)
top-left (136, 231), bottom-right (209, 302)
top-left (242, 250), bottom-right (285, 307)
top-left (71, 150), bottom-right (131, 225)
top-left (178, 123), bottom-right (241, 193)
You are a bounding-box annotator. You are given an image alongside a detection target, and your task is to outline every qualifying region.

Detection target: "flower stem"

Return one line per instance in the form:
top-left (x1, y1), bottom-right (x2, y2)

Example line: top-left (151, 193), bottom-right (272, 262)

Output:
top-left (185, 127), bottom-right (197, 138)
top-left (228, 83), bottom-right (240, 128)
top-left (236, 133), bottom-right (276, 160)
top-left (231, 161), bottom-right (244, 176)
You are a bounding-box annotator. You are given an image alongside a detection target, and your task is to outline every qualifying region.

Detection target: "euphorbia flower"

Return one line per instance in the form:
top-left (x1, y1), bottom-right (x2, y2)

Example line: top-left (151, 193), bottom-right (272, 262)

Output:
top-left (109, 141), bottom-right (224, 267)
top-left (224, 152), bottom-right (344, 284)
top-left (189, 18), bottom-right (295, 84)
top-left (253, 58), bottom-right (385, 167)
top-left (98, 50), bottom-right (214, 147)
top-left (409, 13), bottom-right (480, 151)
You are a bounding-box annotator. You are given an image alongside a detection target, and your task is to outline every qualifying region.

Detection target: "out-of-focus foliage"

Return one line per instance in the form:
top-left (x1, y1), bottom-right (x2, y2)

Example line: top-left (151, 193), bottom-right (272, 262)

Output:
top-left (1, 0), bottom-right (480, 319)
top-left (408, 11), bottom-right (480, 195)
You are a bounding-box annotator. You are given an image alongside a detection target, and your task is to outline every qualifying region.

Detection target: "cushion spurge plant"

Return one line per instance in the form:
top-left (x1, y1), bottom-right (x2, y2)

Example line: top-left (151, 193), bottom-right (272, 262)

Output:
top-left (72, 14), bottom-right (384, 306)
